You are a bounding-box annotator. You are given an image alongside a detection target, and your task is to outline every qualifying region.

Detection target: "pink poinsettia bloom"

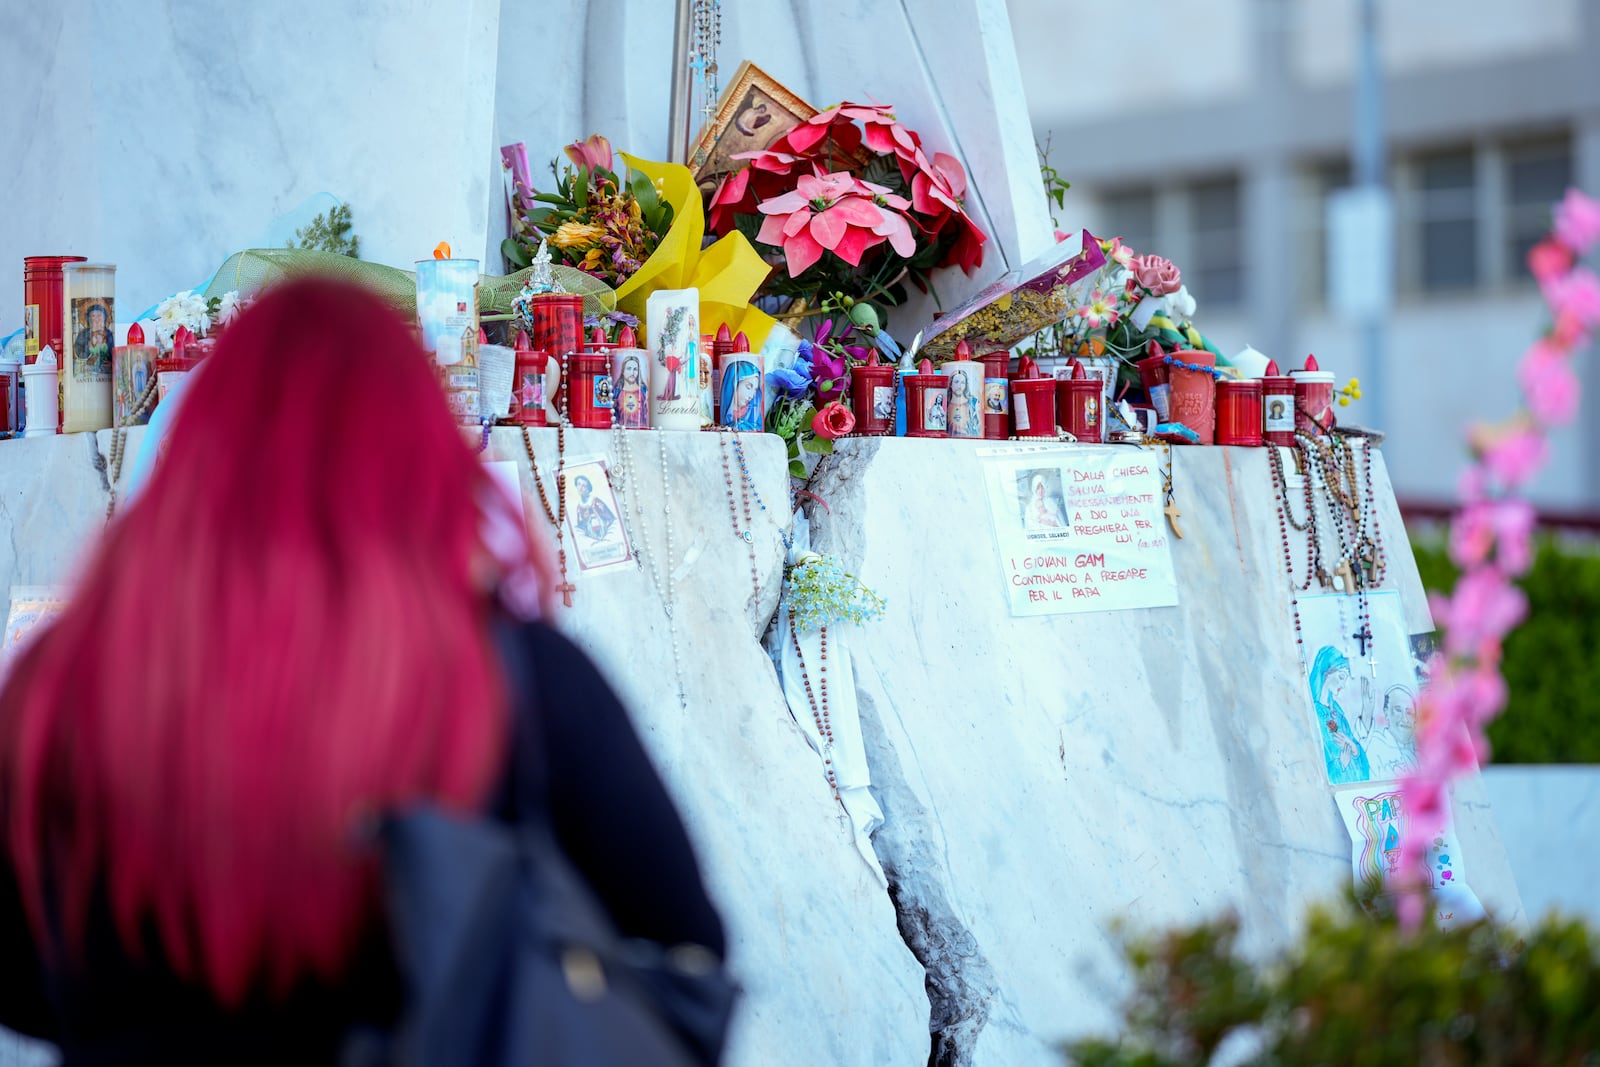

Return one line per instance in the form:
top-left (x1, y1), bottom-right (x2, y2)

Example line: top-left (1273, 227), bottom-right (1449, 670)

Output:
top-left (1075, 289), bottom-right (1120, 329)
top-left (755, 170), bottom-right (889, 276)
top-left (1554, 187), bottom-right (1600, 254)
top-left (861, 181), bottom-right (917, 258)
top-left (564, 133), bottom-right (613, 173)
top-left (1518, 339), bottom-right (1580, 425)
top-left (812, 400), bottom-right (856, 439)
top-left (910, 149), bottom-right (968, 220)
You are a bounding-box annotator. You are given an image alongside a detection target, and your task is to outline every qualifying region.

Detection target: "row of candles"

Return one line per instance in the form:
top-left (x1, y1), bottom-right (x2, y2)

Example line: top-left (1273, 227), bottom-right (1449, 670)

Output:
top-left (489, 287), bottom-right (1337, 447)
top-left (4, 257), bottom-right (205, 439)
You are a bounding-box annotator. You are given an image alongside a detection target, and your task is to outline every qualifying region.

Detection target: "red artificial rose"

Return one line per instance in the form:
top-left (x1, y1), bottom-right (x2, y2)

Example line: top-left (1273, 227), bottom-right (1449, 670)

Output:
top-left (812, 400), bottom-right (856, 440)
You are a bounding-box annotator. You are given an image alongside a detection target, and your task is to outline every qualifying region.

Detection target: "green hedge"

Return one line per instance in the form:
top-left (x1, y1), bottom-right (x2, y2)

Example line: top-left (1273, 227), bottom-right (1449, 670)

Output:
top-left (1410, 531), bottom-right (1600, 764)
top-left (1068, 900), bottom-right (1600, 1066)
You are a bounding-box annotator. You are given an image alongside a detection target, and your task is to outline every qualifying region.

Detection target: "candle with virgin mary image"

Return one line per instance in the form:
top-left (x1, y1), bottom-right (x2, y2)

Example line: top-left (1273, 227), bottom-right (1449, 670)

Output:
top-left (717, 355), bottom-right (765, 431)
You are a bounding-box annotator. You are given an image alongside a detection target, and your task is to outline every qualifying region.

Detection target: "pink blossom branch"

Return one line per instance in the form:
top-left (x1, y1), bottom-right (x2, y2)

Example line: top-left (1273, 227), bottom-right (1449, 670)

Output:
top-left (1397, 188), bottom-right (1599, 927)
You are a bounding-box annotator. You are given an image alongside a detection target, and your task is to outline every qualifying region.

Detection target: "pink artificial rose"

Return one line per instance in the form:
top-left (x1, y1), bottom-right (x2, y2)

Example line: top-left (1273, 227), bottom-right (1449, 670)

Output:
top-left (812, 400), bottom-right (856, 440)
top-left (1130, 254), bottom-right (1182, 296)
top-left (1546, 266), bottom-right (1600, 331)
top-left (1527, 238), bottom-right (1574, 284)
top-left (1554, 187), bottom-right (1600, 255)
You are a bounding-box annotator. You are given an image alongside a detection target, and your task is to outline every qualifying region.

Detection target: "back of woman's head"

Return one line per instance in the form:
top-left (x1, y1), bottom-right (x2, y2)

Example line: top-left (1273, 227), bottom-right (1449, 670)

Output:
top-left (1, 278), bottom-right (523, 1004)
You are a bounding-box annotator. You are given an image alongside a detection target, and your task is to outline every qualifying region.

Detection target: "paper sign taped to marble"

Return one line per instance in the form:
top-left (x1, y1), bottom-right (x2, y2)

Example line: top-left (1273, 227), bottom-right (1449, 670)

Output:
top-left (2, 587), bottom-right (67, 687)
top-left (1334, 782), bottom-right (1485, 931)
top-left (1299, 591), bottom-right (1418, 785)
top-left (982, 447), bottom-right (1177, 616)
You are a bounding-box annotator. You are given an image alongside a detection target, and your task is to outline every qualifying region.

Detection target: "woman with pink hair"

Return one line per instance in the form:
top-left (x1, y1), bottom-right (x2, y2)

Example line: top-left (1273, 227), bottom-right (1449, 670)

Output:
top-left (0, 279), bottom-right (724, 1064)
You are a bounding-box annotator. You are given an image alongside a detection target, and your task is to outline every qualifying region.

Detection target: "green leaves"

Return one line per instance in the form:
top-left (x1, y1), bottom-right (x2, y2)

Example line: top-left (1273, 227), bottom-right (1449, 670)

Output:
top-left (286, 203), bottom-right (360, 258)
top-left (502, 238), bottom-right (531, 270)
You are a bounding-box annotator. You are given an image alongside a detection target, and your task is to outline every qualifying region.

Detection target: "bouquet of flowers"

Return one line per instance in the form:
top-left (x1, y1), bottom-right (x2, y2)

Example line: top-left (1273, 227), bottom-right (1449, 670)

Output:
top-left (707, 102), bottom-right (988, 319)
top-left (784, 551), bottom-right (887, 634)
top-left (151, 289), bottom-right (250, 351)
top-left (502, 134), bottom-right (676, 290)
top-left (765, 313), bottom-right (904, 478)
top-left (1054, 235), bottom-right (1220, 367)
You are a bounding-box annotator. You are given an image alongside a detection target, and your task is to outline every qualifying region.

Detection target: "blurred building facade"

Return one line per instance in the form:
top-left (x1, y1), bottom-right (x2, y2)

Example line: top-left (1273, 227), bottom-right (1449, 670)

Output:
top-left (1009, 0), bottom-right (1600, 511)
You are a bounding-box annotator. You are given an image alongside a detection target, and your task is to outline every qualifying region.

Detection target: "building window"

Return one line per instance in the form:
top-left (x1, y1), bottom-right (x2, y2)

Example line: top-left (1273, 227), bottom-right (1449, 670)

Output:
top-left (1100, 189), bottom-right (1156, 258)
top-left (1187, 177), bottom-right (1244, 310)
top-left (1506, 137), bottom-right (1572, 279)
top-left (1415, 148), bottom-right (1478, 292)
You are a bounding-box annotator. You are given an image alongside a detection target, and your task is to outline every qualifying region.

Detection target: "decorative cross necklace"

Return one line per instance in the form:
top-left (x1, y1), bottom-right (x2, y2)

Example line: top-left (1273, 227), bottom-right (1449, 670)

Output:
top-left (522, 350), bottom-right (576, 607)
top-left (621, 431), bottom-right (687, 713)
top-left (789, 615), bottom-right (839, 802)
top-left (1296, 431), bottom-right (1376, 675)
top-left (1159, 444), bottom-right (1184, 539)
top-left (1266, 445), bottom-right (1309, 663)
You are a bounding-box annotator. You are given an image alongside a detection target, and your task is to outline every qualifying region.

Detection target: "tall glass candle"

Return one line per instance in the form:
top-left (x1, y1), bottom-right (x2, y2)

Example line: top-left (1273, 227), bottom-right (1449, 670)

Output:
top-left (646, 288), bottom-right (702, 431)
top-left (112, 322), bottom-right (159, 427)
top-left (61, 262), bottom-right (115, 433)
top-left (415, 257), bottom-right (481, 426)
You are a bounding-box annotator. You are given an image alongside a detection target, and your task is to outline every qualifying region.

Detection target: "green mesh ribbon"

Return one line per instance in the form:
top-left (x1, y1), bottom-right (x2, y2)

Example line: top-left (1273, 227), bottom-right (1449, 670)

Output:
top-left (202, 249), bottom-right (616, 320)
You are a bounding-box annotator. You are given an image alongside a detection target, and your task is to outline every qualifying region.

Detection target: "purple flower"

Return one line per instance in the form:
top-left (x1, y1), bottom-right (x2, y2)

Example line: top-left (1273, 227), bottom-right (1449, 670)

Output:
top-left (810, 345), bottom-right (847, 403)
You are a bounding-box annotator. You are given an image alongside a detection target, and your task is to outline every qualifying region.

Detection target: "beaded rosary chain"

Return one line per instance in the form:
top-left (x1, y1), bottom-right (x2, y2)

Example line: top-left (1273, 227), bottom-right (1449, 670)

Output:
top-left (105, 373), bottom-right (162, 521)
top-left (790, 616), bottom-right (839, 801)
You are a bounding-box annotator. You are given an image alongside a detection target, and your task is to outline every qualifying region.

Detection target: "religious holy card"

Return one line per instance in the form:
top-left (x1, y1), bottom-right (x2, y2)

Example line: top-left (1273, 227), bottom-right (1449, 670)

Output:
top-left (561, 459), bottom-right (633, 576)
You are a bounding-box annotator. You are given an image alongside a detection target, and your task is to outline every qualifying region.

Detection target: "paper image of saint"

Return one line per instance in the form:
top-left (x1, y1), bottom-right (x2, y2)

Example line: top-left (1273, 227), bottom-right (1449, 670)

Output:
top-left (562, 461), bottom-right (633, 574)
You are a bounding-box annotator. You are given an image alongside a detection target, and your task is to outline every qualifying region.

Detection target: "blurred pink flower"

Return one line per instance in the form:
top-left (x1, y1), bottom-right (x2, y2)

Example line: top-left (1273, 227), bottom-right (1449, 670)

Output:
top-left (1527, 238), bottom-right (1574, 284)
top-left (1554, 187), bottom-right (1600, 254)
top-left (1130, 254), bottom-right (1182, 296)
top-left (1074, 289), bottom-right (1120, 329)
top-left (1440, 569), bottom-right (1527, 661)
top-left (1477, 425), bottom-right (1548, 488)
top-left (1098, 236), bottom-right (1136, 268)
top-left (1518, 340), bottom-right (1580, 425)
top-left (1449, 498), bottom-right (1535, 575)
top-left (1545, 266), bottom-right (1600, 331)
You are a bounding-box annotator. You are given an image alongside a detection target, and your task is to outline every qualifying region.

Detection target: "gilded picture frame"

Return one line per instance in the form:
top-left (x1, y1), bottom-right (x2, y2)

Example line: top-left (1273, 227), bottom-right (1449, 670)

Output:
top-left (690, 61), bottom-right (817, 195)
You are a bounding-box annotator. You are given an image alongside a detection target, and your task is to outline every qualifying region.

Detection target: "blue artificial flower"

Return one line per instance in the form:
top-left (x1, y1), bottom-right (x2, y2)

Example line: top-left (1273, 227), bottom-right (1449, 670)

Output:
top-left (768, 360), bottom-right (813, 400)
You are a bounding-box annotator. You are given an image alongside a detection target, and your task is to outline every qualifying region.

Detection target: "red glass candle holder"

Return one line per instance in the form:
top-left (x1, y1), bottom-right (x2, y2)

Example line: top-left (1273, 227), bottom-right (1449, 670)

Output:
top-left (1136, 352), bottom-right (1172, 422)
top-left (1294, 371), bottom-right (1335, 437)
top-left (23, 255), bottom-right (86, 364)
top-left (512, 349), bottom-right (556, 426)
top-left (567, 350), bottom-right (614, 429)
top-left (1166, 349), bottom-right (1217, 445)
top-left (1056, 377), bottom-right (1104, 443)
top-left (903, 372), bottom-right (949, 438)
top-left (1262, 371), bottom-right (1297, 447)
top-left (1215, 379), bottom-right (1263, 447)
top-left (849, 363), bottom-right (896, 436)
top-left (1010, 378), bottom-right (1057, 438)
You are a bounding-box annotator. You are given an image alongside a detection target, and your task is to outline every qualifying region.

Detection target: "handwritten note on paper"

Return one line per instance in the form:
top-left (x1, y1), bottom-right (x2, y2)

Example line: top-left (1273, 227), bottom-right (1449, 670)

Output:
top-left (981, 445), bottom-right (1179, 617)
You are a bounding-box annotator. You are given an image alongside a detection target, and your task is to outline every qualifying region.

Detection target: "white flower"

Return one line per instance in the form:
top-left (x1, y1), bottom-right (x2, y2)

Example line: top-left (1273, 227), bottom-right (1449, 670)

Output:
top-left (153, 290), bottom-right (211, 350)
top-left (216, 290), bottom-right (248, 328)
top-left (1169, 285), bottom-right (1196, 320)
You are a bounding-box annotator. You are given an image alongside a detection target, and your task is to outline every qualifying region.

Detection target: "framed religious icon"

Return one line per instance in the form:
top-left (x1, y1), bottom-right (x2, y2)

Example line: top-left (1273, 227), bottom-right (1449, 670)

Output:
top-left (690, 61), bottom-right (817, 195)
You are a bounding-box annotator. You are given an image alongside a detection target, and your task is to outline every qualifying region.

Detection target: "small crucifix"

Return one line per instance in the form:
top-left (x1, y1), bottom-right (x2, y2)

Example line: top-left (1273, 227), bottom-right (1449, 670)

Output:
top-left (1163, 501), bottom-right (1185, 539)
top-left (557, 580), bottom-right (577, 608)
top-left (1332, 559), bottom-right (1357, 595)
top-left (1353, 625), bottom-right (1378, 676)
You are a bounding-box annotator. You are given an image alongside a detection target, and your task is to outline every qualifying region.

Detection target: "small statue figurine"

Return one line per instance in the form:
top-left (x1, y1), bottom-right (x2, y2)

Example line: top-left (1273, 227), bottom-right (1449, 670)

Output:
top-left (512, 238), bottom-right (565, 336)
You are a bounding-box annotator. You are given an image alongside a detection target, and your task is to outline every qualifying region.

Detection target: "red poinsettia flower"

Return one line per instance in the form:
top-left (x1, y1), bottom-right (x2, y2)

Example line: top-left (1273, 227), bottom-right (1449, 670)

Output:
top-left (756, 171), bottom-right (900, 277)
top-left (812, 400), bottom-right (856, 439)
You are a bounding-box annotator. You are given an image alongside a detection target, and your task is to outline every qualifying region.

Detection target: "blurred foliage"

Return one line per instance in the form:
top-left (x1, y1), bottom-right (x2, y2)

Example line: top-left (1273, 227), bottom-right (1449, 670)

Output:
top-left (287, 203), bottom-right (360, 258)
top-left (1068, 899), bottom-right (1600, 1066)
top-left (1411, 530), bottom-right (1600, 764)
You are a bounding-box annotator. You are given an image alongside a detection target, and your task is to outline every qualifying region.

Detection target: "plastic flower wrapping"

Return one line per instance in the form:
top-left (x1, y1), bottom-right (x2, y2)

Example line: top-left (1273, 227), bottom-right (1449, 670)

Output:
top-left (784, 551), bottom-right (887, 634)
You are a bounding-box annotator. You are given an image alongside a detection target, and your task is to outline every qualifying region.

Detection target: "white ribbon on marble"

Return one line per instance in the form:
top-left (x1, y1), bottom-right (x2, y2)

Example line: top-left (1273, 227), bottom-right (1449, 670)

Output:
top-left (771, 513), bottom-right (887, 886)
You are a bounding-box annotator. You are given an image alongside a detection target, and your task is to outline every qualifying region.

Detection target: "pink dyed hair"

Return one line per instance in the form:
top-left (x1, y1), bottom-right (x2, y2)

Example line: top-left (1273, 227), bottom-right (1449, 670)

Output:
top-left (0, 278), bottom-right (553, 1004)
